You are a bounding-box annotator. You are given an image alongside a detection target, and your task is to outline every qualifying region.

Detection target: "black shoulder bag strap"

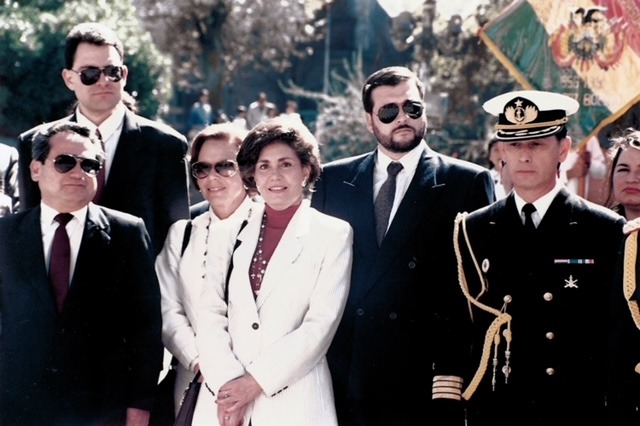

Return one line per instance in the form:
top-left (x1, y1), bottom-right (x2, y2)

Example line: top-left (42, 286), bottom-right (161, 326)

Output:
top-left (225, 219), bottom-right (248, 304)
top-left (181, 220), bottom-right (193, 257)
top-left (169, 220), bottom-right (193, 372)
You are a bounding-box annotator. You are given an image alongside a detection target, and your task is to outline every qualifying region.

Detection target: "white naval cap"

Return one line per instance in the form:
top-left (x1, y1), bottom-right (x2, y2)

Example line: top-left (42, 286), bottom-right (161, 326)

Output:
top-left (483, 90), bottom-right (579, 141)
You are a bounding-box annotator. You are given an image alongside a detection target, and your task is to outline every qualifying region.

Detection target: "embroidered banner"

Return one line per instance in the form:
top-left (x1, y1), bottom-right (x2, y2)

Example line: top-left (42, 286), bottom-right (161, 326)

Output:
top-left (479, 0), bottom-right (640, 145)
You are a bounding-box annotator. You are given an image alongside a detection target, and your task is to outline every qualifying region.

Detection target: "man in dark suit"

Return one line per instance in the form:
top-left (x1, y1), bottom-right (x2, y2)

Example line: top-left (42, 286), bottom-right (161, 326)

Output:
top-left (454, 90), bottom-right (635, 424)
top-left (17, 22), bottom-right (189, 254)
top-left (0, 122), bottom-right (163, 425)
top-left (311, 66), bottom-right (495, 425)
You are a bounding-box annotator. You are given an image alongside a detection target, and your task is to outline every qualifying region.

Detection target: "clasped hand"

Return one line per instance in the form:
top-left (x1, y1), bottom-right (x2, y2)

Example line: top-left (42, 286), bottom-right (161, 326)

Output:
top-left (216, 373), bottom-right (262, 426)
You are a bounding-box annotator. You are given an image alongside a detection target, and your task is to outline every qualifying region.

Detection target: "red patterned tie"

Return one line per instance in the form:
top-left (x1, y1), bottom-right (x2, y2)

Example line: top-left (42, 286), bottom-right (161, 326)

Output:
top-left (93, 129), bottom-right (105, 203)
top-left (50, 213), bottom-right (73, 312)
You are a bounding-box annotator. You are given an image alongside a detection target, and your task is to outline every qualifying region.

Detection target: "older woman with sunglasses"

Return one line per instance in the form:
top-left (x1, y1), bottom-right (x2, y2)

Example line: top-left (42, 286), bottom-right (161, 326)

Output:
top-left (155, 123), bottom-right (256, 420)
top-left (604, 128), bottom-right (640, 221)
top-left (196, 116), bottom-right (353, 426)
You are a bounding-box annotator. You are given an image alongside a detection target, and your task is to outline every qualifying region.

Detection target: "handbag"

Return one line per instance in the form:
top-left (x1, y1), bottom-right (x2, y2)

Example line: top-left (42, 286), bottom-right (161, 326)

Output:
top-left (149, 221), bottom-right (194, 425)
top-left (174, 371), bottom-right (202, 426)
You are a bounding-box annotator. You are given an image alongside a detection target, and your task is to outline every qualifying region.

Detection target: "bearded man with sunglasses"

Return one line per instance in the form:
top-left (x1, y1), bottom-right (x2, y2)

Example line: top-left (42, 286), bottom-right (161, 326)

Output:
top-left (0, 122), bottom-right (163, 425)
top-left (311, 66), bottom-right (495, 425)
top-left (17, 22), bottom-right (189, 255)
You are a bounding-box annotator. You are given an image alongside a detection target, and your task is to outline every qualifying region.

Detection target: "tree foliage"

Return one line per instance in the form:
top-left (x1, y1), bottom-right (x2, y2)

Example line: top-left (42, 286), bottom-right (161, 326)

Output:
top-left (283, 55), bottom-right (377, 162)
top-left (0, 0), bottom-right (171, 137)
top-left (426, 0), bottom-right (517, 161)
top-left (132, 0), bottom-right (330, 106)
top-left (284, 0), bottom-right (518, 165)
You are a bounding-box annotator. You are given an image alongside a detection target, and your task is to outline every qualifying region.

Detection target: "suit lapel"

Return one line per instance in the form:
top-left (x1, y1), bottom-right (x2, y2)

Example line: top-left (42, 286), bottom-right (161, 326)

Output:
top-left (103, 111), bottom-right (143, 199)
top-left (357, 149), bottom-right (440, 300)
top-left (255, 204), bottom-right (310, 309)
top-left (232, 204), bottom-right (263, 313)
top-left (64, 204), bottom-right (111, 313)
top-left (343, 153), bottom-right (379, 252)
top-left (18, 207), bottom-right (57, 314)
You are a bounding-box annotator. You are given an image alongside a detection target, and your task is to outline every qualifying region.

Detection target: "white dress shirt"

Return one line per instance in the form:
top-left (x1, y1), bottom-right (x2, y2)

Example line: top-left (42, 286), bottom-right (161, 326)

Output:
top-left (374, 141), bottom-right (424, 233)
top-left (40, 203), bottom-right (87, 285)
top-left (76, 102), bottom-right (126, 180)
top-left (513, 181), bottom-right (563, 228)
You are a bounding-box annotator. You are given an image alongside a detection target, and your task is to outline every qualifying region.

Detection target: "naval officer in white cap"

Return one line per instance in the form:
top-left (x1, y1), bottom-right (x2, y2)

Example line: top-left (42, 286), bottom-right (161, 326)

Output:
top-left (450, 90), bottom-right (637, 425)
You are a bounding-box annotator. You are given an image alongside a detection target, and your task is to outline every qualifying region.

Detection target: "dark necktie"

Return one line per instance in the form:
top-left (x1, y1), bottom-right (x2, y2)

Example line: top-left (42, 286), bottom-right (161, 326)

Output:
top-left (375, 161), bottom-right (403, 246)
top-left (93, 129), bottom-right (105, 203)
top-left (50, 213), bottom-right (73, 312)
top-left (522, 203), bottom-right (537, 232)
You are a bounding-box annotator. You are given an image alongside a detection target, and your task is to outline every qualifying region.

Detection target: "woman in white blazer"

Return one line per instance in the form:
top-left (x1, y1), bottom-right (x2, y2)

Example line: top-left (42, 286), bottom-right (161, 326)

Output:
top-left (155, 123), bottom-right (256, 419)
top-left (196, 116), bottom-right (353, 426)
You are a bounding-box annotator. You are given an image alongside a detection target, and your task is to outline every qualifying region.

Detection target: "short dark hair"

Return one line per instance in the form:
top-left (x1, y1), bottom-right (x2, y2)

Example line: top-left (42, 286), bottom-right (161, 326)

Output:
top-left (554, 126), bottom-right (568, 141)
top-left (189, 123), bottom-right (249, 187)
top-left (237, 116), bottom-right (321, 197)
top-left (64, 22), bottom-right (124, 69)
top-left (362, 66), bottom-right (425, 114)
top-left (32, 122), bottom-right (105, 164)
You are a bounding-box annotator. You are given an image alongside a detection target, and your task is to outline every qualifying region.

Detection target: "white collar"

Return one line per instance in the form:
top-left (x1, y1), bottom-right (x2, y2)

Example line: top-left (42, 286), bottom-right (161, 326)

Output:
top-left (76, 102), bottom-right (126, 141)
top-left (513, 180), bottom-right (564, 219)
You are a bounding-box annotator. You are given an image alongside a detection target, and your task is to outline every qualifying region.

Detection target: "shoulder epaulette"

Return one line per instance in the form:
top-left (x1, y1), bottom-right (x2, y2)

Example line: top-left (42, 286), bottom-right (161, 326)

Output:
top-left (624, 217), bottom-right (640, 235)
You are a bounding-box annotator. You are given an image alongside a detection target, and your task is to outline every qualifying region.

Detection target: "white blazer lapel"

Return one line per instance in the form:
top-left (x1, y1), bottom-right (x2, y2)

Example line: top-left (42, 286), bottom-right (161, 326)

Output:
top-left (255, 202), bottom-right (311, 309)
top-left (230, 204), bottom-right (264, 310)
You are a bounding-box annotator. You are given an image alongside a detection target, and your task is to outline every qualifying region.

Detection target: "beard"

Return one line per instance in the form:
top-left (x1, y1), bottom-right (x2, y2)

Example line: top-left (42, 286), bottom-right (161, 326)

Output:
top-left (373, 122), bottom-right (426, 154)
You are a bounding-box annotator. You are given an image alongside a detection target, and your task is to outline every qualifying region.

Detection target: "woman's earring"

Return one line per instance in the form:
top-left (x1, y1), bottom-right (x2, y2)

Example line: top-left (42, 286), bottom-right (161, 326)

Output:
top-left (302, 178), bottom-right (308, 187)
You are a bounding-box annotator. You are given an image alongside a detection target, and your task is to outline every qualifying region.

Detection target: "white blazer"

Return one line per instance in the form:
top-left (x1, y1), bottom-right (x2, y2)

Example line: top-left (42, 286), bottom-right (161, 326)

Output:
top-left (196, 200), bottom-right (353, 426)
top-left (155, 196), bottom-right (255, 414)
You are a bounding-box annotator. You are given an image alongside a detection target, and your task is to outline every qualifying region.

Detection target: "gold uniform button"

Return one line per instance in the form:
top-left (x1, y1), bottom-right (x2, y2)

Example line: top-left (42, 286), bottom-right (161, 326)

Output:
top-left (546, 368), bottom-right (555, 376)
top-left (545, 332), bottom-right (555, 340)
top-left (543, 292), bottom-right (553, 301)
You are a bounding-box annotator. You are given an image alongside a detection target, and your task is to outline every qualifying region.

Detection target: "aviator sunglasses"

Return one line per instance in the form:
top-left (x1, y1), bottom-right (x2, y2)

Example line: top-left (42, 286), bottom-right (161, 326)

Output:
top-left (376, 100), bottom-right (424, 124)
top-left (51, 154), bottom-right (102, 175)
top-left (191, 160), bottom-right (238, 179)
top-left (70, 65), bottom-right (124, 86)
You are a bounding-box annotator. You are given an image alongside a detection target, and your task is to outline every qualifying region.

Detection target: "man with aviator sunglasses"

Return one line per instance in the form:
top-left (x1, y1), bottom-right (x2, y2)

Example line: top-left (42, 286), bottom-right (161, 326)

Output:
top-left (0, 122), bottom-right (163, 425)
top-left (17, 22), bottom-right (189, 255)
top-left (311, 66), bottom-right (495, 425)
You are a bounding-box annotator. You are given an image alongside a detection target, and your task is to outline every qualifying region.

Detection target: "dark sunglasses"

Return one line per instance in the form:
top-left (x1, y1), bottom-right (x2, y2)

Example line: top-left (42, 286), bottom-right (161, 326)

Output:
top-left (376, 100), bottom-right (424, 124)
top-left (51, 154), bottom-right (102, 175)
top-left (191, 160), bottom-right (238, 179)
top-left (70, 65), bottom-right (123, 86)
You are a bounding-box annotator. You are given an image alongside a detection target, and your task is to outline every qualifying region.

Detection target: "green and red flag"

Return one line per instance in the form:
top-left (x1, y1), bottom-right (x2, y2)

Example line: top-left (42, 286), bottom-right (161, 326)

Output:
top-left (479, 0), bottom-right (640, 146)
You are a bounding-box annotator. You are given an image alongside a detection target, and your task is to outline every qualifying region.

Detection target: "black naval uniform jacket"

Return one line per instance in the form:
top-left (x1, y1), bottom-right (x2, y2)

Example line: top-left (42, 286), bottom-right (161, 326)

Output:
top-left (455, 188), bottom-right (629, 426)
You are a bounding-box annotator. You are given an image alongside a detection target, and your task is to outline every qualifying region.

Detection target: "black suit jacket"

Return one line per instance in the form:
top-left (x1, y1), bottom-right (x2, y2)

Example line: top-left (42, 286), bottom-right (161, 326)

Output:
top-left (17, 109), bottom-right (190, 254)
top-left (311, 146), bottom-right (495, 424)
top-left (0, 204), bottom-right (164, 425)
top-left (457, 190), bottom-right (631, 425)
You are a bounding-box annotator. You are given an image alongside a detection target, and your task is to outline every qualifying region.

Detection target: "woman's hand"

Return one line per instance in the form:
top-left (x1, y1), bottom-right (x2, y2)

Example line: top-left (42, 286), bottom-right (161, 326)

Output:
top-left (216, 374), bottom-right (262, 424)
